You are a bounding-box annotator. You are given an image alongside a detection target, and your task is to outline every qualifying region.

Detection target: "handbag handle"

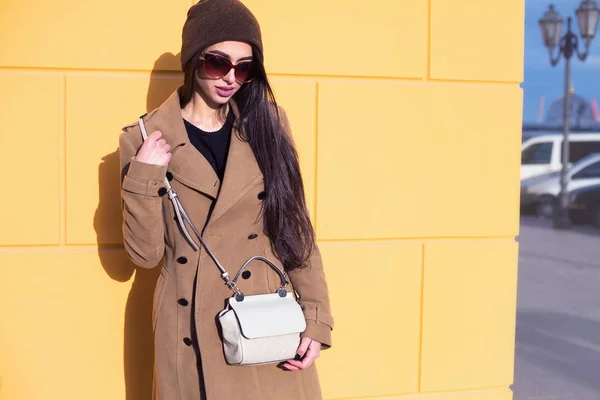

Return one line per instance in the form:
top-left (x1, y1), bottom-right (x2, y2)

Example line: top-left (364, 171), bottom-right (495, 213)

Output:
top-left (232, 256), bottom-right (290, 297)
top-left (136, 118), bottom-right (287, 298)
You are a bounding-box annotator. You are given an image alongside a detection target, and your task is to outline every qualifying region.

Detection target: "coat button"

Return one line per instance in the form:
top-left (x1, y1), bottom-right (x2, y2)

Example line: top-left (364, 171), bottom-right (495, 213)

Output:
top-left (177, 256), bottom-right (188, 264)
top-left (183, 337), bottom-right (193, 346)
top-left (158, 187), bottom-right (167, 197)
top-left (242, 271), bottom-right (252, 279)
top-left (258, 191), bottom-right (266, 200)
top-left (248, 233), bottom-right (258, 240)
top-left (177, 298), bottom-right (189, 306)
top-left (166, 172), bottom-right (174, 181)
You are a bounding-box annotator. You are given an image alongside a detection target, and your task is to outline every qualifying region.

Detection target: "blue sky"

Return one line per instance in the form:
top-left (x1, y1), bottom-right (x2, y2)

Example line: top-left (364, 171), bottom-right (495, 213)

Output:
top-left (523, 0), bottom-right (600, 122)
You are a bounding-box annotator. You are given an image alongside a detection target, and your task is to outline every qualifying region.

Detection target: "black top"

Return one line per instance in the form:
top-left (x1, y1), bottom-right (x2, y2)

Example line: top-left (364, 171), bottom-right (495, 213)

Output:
top-left (184, 109), bottom-right (234, 181)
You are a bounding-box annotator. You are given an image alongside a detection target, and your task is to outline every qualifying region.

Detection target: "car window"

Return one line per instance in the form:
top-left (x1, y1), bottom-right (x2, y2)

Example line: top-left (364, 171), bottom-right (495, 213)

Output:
top-left (561, 141), bottom-right (600, 163)
top-left (573, 161), bottom-right (600, 179)
top-left (522, 142), bottom-right (553, 165)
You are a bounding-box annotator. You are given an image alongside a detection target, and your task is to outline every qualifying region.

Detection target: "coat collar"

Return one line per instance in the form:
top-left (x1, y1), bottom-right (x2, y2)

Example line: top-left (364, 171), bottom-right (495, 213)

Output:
top-left (146, 88), bottom-right (262, 224)
top-left (145, 88), bottom-right (220, 198)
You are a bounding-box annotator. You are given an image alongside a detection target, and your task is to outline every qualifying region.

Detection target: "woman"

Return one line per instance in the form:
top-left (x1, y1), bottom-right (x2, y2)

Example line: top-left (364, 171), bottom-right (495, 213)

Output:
top-left (118, 1), bottom-right (334, 399)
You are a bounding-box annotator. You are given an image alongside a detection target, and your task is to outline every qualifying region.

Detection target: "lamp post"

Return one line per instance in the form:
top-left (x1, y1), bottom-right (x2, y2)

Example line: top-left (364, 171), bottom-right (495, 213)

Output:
top-left (539, 1), bottom-right (600, 229)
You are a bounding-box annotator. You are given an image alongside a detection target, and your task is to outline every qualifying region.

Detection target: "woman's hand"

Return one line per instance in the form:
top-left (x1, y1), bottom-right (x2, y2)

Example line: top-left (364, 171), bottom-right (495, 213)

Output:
top-left (282, 337), bottom-right (321, 371)
top-left (135, 131), bottom-right (172, 166)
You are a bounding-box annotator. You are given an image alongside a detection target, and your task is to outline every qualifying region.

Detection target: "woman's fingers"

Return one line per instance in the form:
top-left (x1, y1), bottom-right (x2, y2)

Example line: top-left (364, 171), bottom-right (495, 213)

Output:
top-left (299, 345), bottom-right (319, 369)
top-left (285, 359), bottom-right (304, 369)
top-left (284, 338), bottom-right (322, 371)
top-left (147, 130), bottom-right (162, 141)
top-left (294, 337), bottom-right (312, 360)
top-left (282, 362), bottom-right (300, 371)
top-left (136, 130), bottom-right (171, 166)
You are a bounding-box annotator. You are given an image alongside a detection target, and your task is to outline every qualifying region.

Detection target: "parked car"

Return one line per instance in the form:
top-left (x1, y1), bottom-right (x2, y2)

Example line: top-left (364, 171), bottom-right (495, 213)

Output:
top-left (568, 184), bottom-right (600, 227)
top-left (521, 133), bottom-right (600, 180)
top-left (520, 153), bottom-right (600, 218)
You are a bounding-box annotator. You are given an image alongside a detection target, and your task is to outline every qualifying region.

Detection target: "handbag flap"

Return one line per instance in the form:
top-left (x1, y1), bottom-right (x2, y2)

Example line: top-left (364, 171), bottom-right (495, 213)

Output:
top-left (228, 293), bottom-right (307, 339)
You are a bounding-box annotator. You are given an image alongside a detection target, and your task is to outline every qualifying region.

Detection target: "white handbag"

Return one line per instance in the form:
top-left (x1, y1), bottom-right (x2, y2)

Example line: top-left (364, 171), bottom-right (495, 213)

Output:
top-left (218, 256), bottom-right (306, 365)
top-left (138, 118), bottom-right (306, 366)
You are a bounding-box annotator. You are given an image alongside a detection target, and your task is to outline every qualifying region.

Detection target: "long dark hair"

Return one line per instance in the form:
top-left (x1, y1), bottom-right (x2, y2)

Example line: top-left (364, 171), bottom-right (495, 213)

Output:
top-left (180, 47), bottom-right (315, 271)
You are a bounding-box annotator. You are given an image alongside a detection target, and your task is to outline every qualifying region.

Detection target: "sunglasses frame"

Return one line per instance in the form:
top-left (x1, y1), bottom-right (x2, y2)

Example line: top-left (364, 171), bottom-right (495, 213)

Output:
top-left (199, 51), bottom-right (257, 84)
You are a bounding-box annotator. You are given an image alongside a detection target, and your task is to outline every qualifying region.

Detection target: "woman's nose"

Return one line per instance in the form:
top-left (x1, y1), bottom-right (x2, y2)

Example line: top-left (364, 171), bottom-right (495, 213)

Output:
top-left (223, 68), bottom-right (236, 84)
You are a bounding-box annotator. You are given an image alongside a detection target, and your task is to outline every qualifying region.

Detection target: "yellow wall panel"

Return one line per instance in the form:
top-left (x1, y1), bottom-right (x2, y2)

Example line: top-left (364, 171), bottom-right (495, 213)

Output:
top-left (66, 75), bottom-right (182, 245)
top-left (420, 240), bottom-right (518, 392)
top-left (316, 81), bottom-right (522, 240)
top-left (418, 84), bottom-right (522, 238)
top-left (246, 0), bottom-right (427, 78)
top-left (0, 73), bottom-right (60, 246)
top-left (0, 1), bottom-right (188, 71)
top-left (0, 250), bottom-right (148, 400)
top-left (317, 242), bottom-right (422, 399)
top-left (430, 0), bottom-right (525, 82)
top-left (270, 77), bottom-right (317, 218)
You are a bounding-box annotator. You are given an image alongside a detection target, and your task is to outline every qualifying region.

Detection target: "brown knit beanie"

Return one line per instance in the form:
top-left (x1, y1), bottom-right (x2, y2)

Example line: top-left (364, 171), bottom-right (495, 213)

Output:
top-left (181, 0), bottom-right (263, 72)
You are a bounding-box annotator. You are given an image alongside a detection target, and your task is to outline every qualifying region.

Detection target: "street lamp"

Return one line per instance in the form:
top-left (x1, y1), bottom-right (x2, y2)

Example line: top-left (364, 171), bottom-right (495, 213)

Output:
top-left (539, 1), bottom-right (600, 229)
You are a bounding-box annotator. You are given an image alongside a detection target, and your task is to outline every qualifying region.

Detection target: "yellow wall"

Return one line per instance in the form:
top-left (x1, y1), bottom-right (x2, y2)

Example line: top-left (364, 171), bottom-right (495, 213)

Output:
top-left (0, 0), bottom-right (524, 399)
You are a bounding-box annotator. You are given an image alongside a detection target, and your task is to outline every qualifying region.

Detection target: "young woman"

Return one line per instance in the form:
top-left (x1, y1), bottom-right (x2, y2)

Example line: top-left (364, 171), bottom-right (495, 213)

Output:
top-left (118, 1), bottom-right (334, 399)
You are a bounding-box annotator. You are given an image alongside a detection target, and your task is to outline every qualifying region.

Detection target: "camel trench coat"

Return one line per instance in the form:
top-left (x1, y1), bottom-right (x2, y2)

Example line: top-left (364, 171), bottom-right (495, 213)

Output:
top-left (118, 89), bottom-right (334, 400)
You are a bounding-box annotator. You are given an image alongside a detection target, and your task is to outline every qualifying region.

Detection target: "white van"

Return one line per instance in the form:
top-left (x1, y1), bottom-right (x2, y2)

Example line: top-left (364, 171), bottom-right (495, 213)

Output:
top-left (521, 133), bottom-right (600, 180)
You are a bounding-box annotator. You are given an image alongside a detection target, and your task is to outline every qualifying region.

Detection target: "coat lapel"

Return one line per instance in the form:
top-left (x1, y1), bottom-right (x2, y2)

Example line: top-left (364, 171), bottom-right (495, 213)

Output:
top-left (208, 102), bottom-right (262, 225)
top-left (146, 88), bottom-right (262, 223)
top-left (146, 89), bottom-right (220, 199)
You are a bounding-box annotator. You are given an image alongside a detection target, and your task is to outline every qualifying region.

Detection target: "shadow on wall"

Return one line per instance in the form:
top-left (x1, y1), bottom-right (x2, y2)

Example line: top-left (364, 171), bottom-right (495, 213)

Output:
top-left (93, 52), bottom-right (183, 400)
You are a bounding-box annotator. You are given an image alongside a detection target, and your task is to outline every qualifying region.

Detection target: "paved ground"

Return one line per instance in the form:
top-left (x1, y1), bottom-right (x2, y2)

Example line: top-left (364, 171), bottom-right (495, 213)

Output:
top-left (512, 217), bottom-right (600, 400)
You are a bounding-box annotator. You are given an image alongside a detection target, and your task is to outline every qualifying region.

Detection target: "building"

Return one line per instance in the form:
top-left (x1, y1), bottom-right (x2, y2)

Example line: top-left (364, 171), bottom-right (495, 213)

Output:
top-left (523, 89), bottom-right (600, 142)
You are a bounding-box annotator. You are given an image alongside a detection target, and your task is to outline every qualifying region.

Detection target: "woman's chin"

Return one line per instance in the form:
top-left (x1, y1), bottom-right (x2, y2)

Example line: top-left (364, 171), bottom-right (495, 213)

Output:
top-left (210, 94), bottom-right (232, 106)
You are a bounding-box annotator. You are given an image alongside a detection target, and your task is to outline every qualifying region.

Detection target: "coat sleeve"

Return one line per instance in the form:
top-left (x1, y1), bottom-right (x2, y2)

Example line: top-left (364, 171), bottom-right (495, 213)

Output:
top-left (119, 128), bottom-right (168, 269)
top-left (287, 245), bottom-right (334, 349)
top-left (277, 106), bottom-right (335, 349)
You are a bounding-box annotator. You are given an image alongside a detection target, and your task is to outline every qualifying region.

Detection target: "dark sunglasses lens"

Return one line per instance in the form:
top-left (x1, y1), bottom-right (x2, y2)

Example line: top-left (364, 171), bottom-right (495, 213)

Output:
top-left (235, 62), bottom-right (257, 82)
top-left (204, 54), bottom-right (232, 78)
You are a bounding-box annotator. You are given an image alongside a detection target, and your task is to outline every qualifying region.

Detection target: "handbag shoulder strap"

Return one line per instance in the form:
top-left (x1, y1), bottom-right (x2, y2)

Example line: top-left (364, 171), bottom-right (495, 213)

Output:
top-left (136, 118), bottom-right (242, 294)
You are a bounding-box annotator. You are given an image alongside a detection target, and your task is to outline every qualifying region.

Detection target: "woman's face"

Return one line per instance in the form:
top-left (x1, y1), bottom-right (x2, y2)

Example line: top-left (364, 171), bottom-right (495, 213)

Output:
top-left (195, 41), bottom-right (254, 107)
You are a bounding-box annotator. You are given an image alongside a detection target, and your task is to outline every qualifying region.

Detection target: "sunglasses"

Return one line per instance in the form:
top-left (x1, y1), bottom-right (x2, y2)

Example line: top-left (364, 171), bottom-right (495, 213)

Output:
top-left (200, 52), bottom-right (258, 84)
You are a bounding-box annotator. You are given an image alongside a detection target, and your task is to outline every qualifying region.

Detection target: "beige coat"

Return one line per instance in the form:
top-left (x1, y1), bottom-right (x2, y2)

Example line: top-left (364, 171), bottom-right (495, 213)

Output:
top-left (119, 89), bottom-right (334, 400)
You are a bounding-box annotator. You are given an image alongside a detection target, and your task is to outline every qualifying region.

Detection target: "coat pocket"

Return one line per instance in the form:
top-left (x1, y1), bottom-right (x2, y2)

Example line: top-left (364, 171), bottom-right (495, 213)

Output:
top-left (152, 268), bottom-right (169, 333)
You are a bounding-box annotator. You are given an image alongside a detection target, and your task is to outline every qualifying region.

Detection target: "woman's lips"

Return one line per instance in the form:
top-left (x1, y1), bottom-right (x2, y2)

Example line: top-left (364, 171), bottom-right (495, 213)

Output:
top-left (216, 86), bottom-right (234, 97)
